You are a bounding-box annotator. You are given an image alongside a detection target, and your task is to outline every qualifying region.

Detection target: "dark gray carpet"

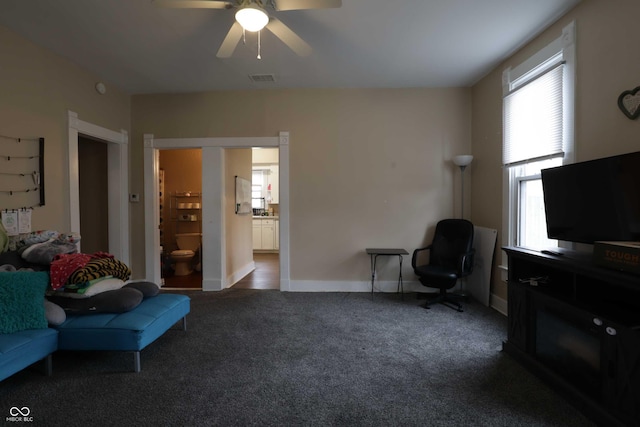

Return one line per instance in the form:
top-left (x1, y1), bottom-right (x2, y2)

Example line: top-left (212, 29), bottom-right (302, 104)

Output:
top-left (1, 290), bottom-right (595, 426)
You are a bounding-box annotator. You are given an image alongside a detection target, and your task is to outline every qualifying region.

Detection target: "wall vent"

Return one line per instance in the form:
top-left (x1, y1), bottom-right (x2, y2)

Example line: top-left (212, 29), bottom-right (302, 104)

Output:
top-left (249, 74), bottom-right (276, 83)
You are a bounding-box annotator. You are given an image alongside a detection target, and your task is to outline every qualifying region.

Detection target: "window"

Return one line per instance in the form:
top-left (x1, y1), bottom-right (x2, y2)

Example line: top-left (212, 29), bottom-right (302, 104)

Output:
top-left (502, 22), bottom-right (575, 250)
top-left (252, 169), bottom-right (265, 209)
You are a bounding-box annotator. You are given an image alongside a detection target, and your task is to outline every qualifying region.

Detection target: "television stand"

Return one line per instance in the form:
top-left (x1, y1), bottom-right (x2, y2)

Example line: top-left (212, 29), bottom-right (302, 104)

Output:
top-left (503, 247), bottom-right (640, 427)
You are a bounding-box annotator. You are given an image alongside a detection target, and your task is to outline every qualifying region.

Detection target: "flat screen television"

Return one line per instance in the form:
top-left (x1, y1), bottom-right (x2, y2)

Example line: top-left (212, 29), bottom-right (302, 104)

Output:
top-left (541, 151), bottom-right (640, 244)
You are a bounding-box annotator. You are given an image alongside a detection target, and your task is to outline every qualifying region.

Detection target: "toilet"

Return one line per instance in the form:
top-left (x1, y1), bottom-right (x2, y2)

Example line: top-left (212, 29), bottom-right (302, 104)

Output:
top-left (171, 233), bottom-right (201, 276)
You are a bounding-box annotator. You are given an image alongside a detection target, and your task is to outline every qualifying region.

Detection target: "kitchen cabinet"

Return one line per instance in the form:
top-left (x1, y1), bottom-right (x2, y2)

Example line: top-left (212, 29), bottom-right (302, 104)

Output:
top-left (252, 219), bottom-right (262, 250)
top-left (261, 219), bottom-right (275, 250)
top-left (252, 218), bottom-right (279, 251)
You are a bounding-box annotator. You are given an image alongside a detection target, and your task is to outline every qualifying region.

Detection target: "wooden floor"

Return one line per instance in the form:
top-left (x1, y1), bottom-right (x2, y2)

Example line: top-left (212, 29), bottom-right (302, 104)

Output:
top-left (233, 253), bottom-right (279, 290)
top-left (162, 253), bottom-right (279, 290)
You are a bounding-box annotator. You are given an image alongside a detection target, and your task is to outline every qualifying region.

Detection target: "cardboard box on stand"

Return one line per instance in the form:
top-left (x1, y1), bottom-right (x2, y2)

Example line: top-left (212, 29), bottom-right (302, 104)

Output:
top-left (593, 241), bottom-right (640, 275)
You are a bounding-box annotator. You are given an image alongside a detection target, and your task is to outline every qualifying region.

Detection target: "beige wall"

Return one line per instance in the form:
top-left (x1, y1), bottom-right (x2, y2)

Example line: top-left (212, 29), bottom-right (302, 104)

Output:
top-left (132, 88), bottom-right (472, 282)
top-left (471, 0), bottom-right (640, 301)
top-left (252, 147), bottom-right (279, 164)
top-left (225, 149), bottom-right (253, 284)
top-left (0, 25), bottom-right (130, 234)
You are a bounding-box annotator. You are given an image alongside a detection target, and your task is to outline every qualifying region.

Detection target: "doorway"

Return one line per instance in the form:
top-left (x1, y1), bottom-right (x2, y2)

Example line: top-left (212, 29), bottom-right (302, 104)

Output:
top-left (158, 148), bottom-right (203, 290)
top-left (236, 146), bottom-right (280, 290)
top-left (143, 132), bottom-right (290, 292)
top-left (67, 111), bottom-right (129, 263)
top-left (78, 136), bottom-right (109, 254)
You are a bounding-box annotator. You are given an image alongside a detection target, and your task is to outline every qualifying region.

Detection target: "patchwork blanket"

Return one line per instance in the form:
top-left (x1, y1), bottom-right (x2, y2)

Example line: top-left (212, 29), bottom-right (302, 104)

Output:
top-left (49, 252), bottom-right (113, 291)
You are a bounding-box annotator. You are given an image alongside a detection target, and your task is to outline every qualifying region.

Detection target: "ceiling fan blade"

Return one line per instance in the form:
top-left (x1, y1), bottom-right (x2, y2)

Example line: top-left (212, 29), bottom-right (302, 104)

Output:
top-left (272, 0), bottom-right (341, 11)
top-left (217, 22), bottom-right (244, 58)
top-left (267, 18), bottom-right (312, 56)
top-left (153, 0), bottom-right (232, 9)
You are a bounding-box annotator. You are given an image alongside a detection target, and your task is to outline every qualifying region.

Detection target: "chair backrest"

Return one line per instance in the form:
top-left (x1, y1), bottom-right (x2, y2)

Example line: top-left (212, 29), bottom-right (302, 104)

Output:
top-left (429, 219), bottom-right (474, 273)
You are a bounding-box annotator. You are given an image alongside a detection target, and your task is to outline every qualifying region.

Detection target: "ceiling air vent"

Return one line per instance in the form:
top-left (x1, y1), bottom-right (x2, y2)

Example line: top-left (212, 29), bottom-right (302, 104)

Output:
top-left (249, 74), bottom-right (276, 83)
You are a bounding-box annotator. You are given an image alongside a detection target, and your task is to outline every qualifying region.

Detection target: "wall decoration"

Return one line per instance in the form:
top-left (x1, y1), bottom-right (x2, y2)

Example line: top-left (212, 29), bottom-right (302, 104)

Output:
top-left (0, 135), bottom-right (45, 210)
top-left (235, 176), bottom-right (251, 215)
top-left (617, 86), bottom-right (640, 120)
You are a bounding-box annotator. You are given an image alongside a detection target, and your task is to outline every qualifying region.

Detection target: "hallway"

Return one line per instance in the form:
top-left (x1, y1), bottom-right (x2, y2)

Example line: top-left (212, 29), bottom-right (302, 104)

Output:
top-left (233, 253), bottom-right (279, 290)
top-left (162, 253), bottom-right (279, 290)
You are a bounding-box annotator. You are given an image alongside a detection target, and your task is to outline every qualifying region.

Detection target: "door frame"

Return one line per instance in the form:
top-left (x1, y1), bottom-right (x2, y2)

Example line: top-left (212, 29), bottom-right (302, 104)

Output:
top-left (67, 111), bottom-right (129, 264)
top-left (143, 132), bottom-right (290, 291)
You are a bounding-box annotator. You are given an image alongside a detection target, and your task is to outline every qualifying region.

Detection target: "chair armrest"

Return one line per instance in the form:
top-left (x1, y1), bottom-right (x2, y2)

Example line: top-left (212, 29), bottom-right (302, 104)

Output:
top-left (411, 245), bottom-right (432, 270)
top-left (457, 248), bottom-right (476, 276)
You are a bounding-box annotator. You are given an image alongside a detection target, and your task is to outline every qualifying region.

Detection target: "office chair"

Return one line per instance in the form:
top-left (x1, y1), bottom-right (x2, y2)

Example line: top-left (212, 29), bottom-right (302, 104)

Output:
top-left (411, 219), bottom-right (475, 312)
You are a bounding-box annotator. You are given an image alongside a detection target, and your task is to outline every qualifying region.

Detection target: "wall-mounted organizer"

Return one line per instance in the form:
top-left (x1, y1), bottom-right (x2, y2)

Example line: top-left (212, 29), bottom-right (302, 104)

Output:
top-left (169, 191), bottom-right (201, 236)
top-left (0, 134), bottom-right (45, 210)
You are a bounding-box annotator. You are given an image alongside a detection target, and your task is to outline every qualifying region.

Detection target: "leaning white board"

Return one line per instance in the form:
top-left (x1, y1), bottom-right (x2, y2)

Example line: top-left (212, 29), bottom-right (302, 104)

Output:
top-left (466, 226), bottom-right (498, 307)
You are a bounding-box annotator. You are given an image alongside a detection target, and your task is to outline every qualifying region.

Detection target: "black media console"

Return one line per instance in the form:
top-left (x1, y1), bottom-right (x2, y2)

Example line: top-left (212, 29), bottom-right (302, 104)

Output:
top-left (503, 247), bottom-right (640, 427)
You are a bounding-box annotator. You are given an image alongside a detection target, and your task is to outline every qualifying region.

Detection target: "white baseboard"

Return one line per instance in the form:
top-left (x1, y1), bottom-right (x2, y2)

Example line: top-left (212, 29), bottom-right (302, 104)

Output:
top-left (288, 280), bottom-right (424, 293)
top-left (202, 278), bottom-right (223, 291)
top-left (203, 275), bottom-right (509, 317)
top-left (226, 261), bottom-right (256, 288)
top-left (491, 294), bottom-right (508, 316)
top-left (288, 281), bottom-right (509, 316)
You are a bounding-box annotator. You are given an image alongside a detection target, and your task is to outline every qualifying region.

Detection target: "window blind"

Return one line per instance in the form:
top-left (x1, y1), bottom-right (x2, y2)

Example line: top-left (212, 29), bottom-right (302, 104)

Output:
top-left (503, 64), bottom-right (564, 167)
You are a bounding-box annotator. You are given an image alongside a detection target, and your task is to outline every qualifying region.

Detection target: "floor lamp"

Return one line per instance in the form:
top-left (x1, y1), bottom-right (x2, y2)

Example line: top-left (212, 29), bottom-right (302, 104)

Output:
top-left (452, 154), bottom-right (473, 298)
top-left (453, 155), bottom-right (473, 219)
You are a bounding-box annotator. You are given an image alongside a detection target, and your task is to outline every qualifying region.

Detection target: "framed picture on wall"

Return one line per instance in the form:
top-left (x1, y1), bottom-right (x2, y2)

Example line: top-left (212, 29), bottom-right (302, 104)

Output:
top-left (235, 175), bottom-right (252, 214)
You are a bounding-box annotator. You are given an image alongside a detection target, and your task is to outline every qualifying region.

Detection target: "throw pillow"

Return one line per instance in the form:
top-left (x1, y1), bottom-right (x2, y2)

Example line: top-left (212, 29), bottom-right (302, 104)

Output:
top-left (44, 300), bottom-right (66, 325)
top-left (0, 271), bottom-right (49, 334)
top-left (123, 281), bottom-right (160, 298)
top-left (22, 240), bottom-right (78, 266)
top-left (46, 288), bottom-right (143, 314)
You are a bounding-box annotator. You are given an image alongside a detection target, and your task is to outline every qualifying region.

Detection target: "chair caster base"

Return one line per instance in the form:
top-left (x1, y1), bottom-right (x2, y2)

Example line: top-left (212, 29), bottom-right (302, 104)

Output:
top-left (422, 298), bottom-right (463, 312)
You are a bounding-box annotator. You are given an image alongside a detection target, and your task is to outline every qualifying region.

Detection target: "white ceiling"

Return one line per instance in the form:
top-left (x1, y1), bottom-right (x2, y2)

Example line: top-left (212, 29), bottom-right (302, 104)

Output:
top-left (0, 0), bottom-right (581, 94)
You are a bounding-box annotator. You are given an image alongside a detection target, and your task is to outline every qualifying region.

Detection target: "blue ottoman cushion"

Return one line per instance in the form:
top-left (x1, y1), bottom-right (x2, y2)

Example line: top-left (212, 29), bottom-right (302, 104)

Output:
top-left (0, 328), bottom-right (58, 381)
top-left (53, 294), bottom-right (189, 371)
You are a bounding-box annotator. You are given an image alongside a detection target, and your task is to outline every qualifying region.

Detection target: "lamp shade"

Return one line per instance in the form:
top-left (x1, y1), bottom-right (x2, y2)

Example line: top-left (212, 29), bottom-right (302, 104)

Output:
top-left (453, 155), bottom-right (474, 167)
top-left (235, 5), bottom-right (269, 32)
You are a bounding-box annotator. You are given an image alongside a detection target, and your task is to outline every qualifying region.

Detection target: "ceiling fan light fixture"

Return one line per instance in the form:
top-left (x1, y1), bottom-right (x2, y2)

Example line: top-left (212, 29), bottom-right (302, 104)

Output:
top-left (235, 5), bottom-right (269, 32)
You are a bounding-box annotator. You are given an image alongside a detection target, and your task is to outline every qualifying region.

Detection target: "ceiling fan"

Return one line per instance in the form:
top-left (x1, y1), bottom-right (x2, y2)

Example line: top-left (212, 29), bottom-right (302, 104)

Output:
top-left (154, 0), bottom-right (342, 59)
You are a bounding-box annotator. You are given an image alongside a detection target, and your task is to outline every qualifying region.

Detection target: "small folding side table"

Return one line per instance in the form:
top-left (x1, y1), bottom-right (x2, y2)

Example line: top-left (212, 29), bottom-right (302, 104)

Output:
top-left (366, 248), bottom-right (409, 299)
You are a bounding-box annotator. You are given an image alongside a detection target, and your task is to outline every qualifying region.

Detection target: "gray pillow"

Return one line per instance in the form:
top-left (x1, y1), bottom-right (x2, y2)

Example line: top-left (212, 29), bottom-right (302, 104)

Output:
top-left (44, 300), bottom-right (66, 325)
top-left (123, 281), bottom-right (160, 298)
top-left (22, 241), bottom-right (77, 265)
top-left (47, 288), bottom-right (143, 314)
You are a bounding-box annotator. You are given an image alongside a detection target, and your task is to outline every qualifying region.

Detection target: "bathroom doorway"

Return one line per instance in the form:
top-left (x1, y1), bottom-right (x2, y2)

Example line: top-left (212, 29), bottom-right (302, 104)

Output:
top-left (159, 148), bottom-right (203, 290)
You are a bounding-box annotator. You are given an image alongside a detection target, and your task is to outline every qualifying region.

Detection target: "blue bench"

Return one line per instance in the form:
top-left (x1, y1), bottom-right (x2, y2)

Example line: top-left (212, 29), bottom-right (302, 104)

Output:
top-left (53, 293), bottom-right (190, 372)
top-left (0, 329), bottom-right (58, 381)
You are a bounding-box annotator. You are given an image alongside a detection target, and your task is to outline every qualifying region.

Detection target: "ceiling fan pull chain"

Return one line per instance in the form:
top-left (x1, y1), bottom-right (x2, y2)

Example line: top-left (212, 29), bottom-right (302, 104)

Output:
top-left (242, 28), bottom-right (246, 45)
top-left (257, 30), bottom-right (262, 59)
